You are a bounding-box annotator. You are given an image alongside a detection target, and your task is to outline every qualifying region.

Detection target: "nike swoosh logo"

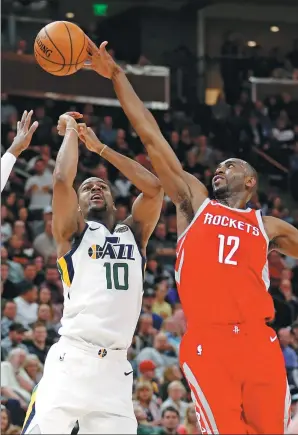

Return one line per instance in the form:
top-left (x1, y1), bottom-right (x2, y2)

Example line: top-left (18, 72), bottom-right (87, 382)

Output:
top-left (270, 336), bottom-right (277, 343)
top-left (89, 227), bottom-right (101, 231)
top-left (124, 370), bottom-right (133, 376)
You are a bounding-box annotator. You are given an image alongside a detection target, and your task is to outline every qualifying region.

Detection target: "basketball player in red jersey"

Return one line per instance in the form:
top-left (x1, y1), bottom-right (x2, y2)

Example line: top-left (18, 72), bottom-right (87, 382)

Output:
top-left (86, 40), bottom-right (298, 434)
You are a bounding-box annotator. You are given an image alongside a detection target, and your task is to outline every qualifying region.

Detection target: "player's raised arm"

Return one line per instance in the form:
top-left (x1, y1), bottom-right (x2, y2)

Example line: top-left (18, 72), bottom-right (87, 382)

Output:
top-left (264, 216), bottom-right (298, 258)
top-left (86, 40), bottom-right (207, 212)
top-left (77, 124), bottom-right (163, 249)
top-left (1, 110), bottom-right (38, 192)
top-left (52, 113), bottom-right (85, 257)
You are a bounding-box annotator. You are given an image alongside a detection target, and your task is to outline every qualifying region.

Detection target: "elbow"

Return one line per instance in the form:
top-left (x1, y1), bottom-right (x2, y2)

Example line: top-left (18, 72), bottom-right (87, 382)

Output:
top-left (53, 171), bottom-right (68, 186)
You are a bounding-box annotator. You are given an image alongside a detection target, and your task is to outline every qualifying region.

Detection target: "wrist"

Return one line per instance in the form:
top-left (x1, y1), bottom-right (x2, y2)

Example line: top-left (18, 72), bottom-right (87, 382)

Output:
top-left (66, 119), bottom-right (78, 131)
top-left (111, 64), bottom-right (122, 81)
top-left (8, 142), bottom-right (22, 158)
top-left (95, 141), bottom-right (108, 156)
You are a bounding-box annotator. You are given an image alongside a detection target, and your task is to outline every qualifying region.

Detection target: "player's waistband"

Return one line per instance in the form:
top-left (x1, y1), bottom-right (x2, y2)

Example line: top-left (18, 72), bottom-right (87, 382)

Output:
top-left (188, 318), bottom-right (272, 331)
top-left (59, 336), bottom-right (128, 360)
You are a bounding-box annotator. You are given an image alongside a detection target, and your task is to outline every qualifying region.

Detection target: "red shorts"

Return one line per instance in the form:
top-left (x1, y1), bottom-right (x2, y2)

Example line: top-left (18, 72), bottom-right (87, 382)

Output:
top-left (180, 323), bottom-right (290, 434)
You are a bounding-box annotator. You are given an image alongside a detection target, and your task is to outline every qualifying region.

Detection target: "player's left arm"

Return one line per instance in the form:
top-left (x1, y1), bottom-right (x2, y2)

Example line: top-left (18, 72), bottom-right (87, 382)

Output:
top-left (1, 110), bottom-right (38, 192)
top-left (77, 123), bottom-right (163, 249)
top-left (263, 216), bottom-right (298, 258)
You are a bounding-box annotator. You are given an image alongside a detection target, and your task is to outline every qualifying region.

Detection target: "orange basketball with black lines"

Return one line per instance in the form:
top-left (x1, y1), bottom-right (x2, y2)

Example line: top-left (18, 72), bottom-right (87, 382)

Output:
top-left (34, 21), bottom-right (88, 76)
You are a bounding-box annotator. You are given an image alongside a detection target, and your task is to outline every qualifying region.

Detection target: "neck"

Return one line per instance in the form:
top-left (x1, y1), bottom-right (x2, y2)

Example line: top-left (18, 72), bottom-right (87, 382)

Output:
top-left (215, 191), bottom-right (248, 209)
top-left (87, 210), bottom-right (115, 232)
top-left (34, 340), bottom-right (45, 349)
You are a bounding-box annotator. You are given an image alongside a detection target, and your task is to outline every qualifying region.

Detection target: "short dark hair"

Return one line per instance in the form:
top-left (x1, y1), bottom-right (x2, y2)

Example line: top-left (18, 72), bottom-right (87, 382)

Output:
top-left (32, 321), bottom-right (47, 331)
top-left (162, 406), bottom-right (179, 418)
top-left (18, 280), bottom-right (35, 295)
top-left (9, 322), bottom-right (27, 333)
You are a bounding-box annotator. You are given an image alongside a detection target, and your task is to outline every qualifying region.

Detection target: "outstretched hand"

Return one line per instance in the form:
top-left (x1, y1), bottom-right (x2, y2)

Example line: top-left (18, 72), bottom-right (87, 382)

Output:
top-left (8, 110), bottom-right (38, 157)
top-left (85, 39), bottom-right (119, 79)
top-left (57, 112), bottom-right (83, 136)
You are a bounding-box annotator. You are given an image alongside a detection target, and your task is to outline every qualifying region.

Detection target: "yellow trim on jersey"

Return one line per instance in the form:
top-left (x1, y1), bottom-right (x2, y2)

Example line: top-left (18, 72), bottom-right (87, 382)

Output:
top-left (91, 244), bottom-right (97, 260)
top-left (22, 386), bottom-right (37, 433)
top-left (57, 256), bottom-right (71, 287)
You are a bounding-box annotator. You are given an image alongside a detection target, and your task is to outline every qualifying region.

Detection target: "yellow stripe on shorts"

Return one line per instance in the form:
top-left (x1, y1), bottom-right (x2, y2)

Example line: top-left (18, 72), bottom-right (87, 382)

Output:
top-left (22, 386), bottom-right (38, 434)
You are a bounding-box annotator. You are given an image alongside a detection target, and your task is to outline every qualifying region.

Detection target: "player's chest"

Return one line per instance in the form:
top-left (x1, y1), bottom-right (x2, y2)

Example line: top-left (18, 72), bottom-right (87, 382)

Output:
top-left (80, 228), bottom-right (138, 262)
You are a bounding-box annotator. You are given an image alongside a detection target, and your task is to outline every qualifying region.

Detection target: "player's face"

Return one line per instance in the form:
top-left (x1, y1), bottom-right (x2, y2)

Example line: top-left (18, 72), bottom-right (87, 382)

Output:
top-left (78, 178), bottom-right (114, 216)
top-left (212, 159), bottom-right (247, 197)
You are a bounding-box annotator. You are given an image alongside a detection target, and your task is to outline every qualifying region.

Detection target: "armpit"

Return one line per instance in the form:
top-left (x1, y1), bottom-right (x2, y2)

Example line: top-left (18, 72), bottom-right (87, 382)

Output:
top-left (179, 197), bottom-right (194, 224)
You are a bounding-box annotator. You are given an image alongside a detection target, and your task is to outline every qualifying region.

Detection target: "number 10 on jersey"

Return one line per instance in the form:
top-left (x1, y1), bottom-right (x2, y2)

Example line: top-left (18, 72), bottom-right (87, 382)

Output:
top-left (104, 262), bottom-right (129, 290)
top-left (218, 234), bottom-right (240, 265)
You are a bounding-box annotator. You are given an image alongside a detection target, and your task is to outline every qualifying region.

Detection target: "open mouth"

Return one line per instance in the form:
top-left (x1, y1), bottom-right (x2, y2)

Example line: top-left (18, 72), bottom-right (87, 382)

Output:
top-left (90, 193), bottom-right (103, 201)
top-left (213, 175), bottom-right (225, 184)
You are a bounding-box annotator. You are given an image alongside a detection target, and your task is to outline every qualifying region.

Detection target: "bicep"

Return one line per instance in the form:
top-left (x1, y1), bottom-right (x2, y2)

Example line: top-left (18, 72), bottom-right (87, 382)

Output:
top-left (126, 190), bottom-right (164, 248)
top-left (266, 217), bottom-right (298, 258)
top-left (52, 181), bottom-right (80, 246)
top-left (143, 131), bottom-right (192, 205)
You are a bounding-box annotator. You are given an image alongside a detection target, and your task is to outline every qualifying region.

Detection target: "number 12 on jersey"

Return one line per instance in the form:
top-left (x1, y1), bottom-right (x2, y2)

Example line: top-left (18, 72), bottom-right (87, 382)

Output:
top-left (104, 262), bottom-right (129, 290)
top-left (218, 234), bottom-right (240, 265)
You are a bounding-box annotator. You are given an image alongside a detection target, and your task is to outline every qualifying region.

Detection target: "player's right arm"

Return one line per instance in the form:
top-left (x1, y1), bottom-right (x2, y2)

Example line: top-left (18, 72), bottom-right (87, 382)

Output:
top-left (86, 41), bottom-right (208, 216)
top-left (52, 113), bottom-right (85, 258)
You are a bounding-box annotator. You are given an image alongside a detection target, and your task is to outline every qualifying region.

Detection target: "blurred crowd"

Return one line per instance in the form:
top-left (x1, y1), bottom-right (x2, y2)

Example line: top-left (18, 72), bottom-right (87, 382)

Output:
top-left (1, 86), bottom-right (298, 434)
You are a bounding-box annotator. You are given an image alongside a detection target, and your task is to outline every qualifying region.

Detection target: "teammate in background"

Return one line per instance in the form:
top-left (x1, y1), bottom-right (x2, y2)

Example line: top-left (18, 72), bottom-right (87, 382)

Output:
top-left (86, 41), bottom-right (298, 434)
top-left (22, 113), bottom-right (163, 434)
top-left (1, 110), bottom-right (38, 192)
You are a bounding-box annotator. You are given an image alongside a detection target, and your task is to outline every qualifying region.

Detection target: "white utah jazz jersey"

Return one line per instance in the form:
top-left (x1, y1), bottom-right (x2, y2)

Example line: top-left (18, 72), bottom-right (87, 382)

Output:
top-left (57, 221), bottom-right (145, 349)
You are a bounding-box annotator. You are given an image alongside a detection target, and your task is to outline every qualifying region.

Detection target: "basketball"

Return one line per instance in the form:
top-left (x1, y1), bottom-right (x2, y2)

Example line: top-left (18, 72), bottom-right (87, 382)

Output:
top-left (34, 21), bottom-right (88, 76)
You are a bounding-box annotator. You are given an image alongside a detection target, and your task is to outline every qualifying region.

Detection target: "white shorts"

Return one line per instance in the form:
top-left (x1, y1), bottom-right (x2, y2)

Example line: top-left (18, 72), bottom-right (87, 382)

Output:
top-left (22, 337), bottom-right (137, 434)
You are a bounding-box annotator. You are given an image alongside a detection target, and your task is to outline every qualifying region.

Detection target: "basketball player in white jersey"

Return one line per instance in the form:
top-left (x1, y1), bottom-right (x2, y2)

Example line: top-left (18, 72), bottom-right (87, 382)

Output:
top-left (22, 112), bottom-right (163, 435)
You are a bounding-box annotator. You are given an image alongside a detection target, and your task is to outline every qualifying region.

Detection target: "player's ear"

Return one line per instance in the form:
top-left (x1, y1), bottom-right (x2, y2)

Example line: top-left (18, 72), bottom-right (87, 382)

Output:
top-left (113, 203), bottom-right (117, 211)
top-left (245, 176), bottom-right (257, 190)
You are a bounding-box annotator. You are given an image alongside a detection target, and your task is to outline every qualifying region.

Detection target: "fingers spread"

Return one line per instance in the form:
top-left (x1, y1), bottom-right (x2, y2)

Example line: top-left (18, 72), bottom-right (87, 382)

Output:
top-left (24, 110), bottom-right (33, 131)
top-left (20, 110), bottom-right (27, 128)
top-left (27, 121), bottom-right (39, 137)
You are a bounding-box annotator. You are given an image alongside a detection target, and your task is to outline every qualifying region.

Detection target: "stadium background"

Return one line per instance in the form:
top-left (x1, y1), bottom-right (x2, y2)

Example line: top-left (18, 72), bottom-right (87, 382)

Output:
top-left (1, 0), bottom-right (298, 433)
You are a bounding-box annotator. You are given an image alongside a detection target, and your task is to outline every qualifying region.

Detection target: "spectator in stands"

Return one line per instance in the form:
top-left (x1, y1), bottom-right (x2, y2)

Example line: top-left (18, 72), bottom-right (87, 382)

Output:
top-left (1, 205), bottom-right (12, 243)
top-left (153, 280), bottom-right (172, 319)
top-left (1, 348), bottom-right (31, 407)
top-left (136, 314), bottom-right (157, 350)
top-left (1, 246), bottom-right (24, 284)
top-left (36, 303), bottom-right (59, 345)
top-left (1, 407), bottom-right (22, 435)
top-left (25, 322), bottom-right (49, 364)
top-left (161, 381), bottom-right (188, 422)
top-left (278, 328), bottom-right (298, 370)
top-left (25, 158), bottom-right (52, 220)
top-left (137, 333), bottom-right (178, 379)
top-left (134, 404), bottom-right (163, 435)
top-left (161, 406), bottom-right (180, 434)
top-left (18, 354), bottom-right (42, 390)
top-left (33, 219), bottom-right (56, 262)
top-left (1, 301), bottom-right (17, 339)
top-left (141, 288), bottom-right (163, 330)
top-left (138, 360), bottom-right (159, 396)
top-left (160, 365), bottom-right (185, 402)
top-left (134, 382), bottom-right (161, 425)
top-left (99, 115), bottom-right (117, 146)
top-left (1, 323), bottom-right (28, 360)
top-left (14, 281), bottom-right (38, 328)
top-left (177, 403), bottom-right (200, 434)
top-left (162, 317), bottom-right (182, 354)
top-left (1, 263), bottom-right (18, 299)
